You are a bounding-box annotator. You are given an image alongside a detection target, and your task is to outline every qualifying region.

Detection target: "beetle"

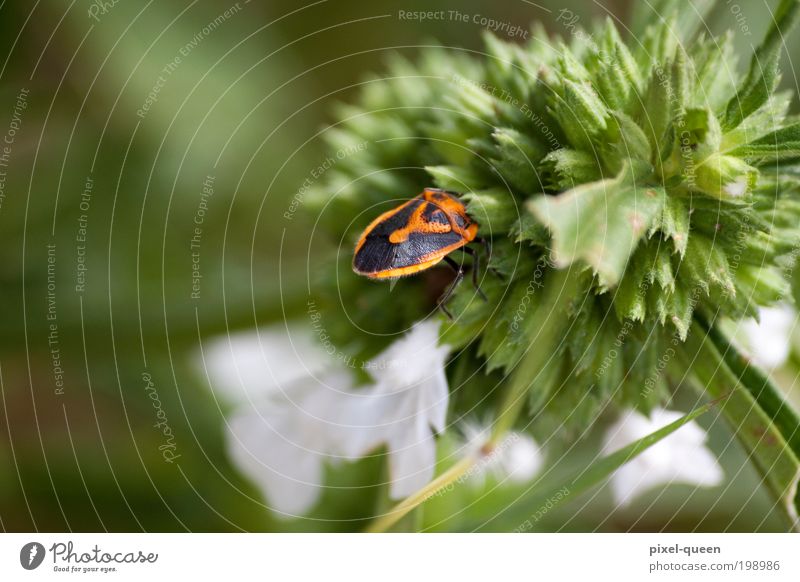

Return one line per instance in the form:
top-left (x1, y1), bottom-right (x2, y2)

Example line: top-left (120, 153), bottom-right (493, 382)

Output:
top-left (352, 188), bottom-right (489, 316)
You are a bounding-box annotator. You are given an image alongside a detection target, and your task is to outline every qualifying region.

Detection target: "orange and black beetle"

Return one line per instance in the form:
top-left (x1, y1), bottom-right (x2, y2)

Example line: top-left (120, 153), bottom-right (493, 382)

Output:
top-left (352, 188), bottom-right (489, 315)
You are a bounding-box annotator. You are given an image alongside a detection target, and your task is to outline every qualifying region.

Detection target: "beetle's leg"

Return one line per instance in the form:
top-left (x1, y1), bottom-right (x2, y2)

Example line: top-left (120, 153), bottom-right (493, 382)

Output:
top-left (438, 256), bottom-right (464, 318)
top-left (475, 236), bottom-right (503, 279)
top-left (439, 302), bottom-right (454, 320)
top-left (476, 236), bottom-right (491, 258)
top-left (461, 246), bottom-right (487, 301)
top-left (443, 255), bottom-right (463, 277)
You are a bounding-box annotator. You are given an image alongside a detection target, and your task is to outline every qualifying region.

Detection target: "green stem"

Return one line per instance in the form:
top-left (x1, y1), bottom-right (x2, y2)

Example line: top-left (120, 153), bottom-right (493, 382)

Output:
top-left (491, 267), bottom-right (581, 442)
top-left (367, 268), bottom-right (582, 532)
top-left (365, 456), bottom-right (475, 533)
top-left (681, 319), bottom-right (800, 531)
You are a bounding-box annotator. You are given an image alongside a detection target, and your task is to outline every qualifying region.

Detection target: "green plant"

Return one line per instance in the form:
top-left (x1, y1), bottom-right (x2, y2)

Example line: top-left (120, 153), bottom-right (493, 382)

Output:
top-left (307, 0), bottom-right (800, 529)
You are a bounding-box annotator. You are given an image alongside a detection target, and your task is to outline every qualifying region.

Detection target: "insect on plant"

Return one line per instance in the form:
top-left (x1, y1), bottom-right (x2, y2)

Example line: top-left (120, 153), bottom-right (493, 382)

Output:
top-left (352, 188), bottom-right (490, 317)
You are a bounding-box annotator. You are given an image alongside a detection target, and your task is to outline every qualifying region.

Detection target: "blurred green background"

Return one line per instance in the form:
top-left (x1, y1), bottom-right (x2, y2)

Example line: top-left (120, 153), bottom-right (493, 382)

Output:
top-left (0, 0), bottom-right (798, 532)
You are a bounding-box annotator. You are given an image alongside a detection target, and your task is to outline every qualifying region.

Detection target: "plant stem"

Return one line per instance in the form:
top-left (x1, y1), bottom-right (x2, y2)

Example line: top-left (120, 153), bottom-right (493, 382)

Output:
top-left (365, 456), bottom-right (475, 533)
top-left (491, 268), bottom-right (581, 442)
top-left (366, 268), bottom-right (582, 532)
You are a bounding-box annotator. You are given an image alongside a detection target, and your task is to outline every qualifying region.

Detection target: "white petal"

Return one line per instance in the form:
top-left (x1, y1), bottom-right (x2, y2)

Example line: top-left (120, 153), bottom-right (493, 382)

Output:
top-left (671, 440), bottom-right (725, 487)
top-left (218, 318), bottom-right (454, 512)
top-left (203, 324), bottom-right (330, 405)
top-left (426, 367), bottom-right (450, 434)
top-left (355, 320), bottom-right (452, 496)
top-left (502, 433), bottom-right (544, 483)
top-left (331, 389), bottom-right (396, 460)
top-left (603, 408), bottom-right (724, 507)
top-left (223, 367), bottom-right (360, 517)
top-left (227, 408), bottom-right (326, 516)
top-left (386, 421), bottom-right (438, 499)
top-left (741, 304), bottom-right (796, 370)
top-left (609, 460), bottom-right (660, 506)
top-left (366, 320), bottom-right (451, 388)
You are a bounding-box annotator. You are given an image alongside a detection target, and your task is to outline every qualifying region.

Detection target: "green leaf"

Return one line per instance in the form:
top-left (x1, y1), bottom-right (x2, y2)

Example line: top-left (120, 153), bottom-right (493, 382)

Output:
top-left (682, 322), bottom-right (800, 530)
top-left (684, 233), bottom-right (736, 296)
top-left (631, 0), bottom-right (715, 43)
top-left (604, 20), bottom-right (642, 89)
top-left (602, 112), bottom-right (652, 177)
top-left (425, 165), bottom-right (486, 192)
top-left (613, 247), bottom-right (651, 322)
top-left (486, 399), bottom-right (721, 530)
top-left (541, 148), bottom-right (601, 190)
top-left (660, 283), bottom-right (695, 340)
top-left (663, 107), bottom-right (725, 187)
top-left (585, 401), bottom-right (719, 490)
top-left (442, 75), bottom-right (498, 123)
top-left (721, 91), bottom-right (792, 151)
top-left (639, 66), bottom-right (673, 155)
top-left (593, 322), bottom-right (626, 398)
top-left (529, 171), bottom-right (667, 288)
top-left (623, 329), bottom-right (668, 412)
top-left (463, 189), bottom-right (519, 235)
top-left (635, 12), bottom-right (678, 72)
top-left (697, 316), bottom-right (800, 460)
top-left (490, 127), bottom-right (547, 192)
top-left (694, 154), bottom-right (758, 200)
top-left (737, 264), bottom-right (791, 307)
top-left (722, 59), bottom-right (779, 133)
top-left (491, 269), bottom-right (583, 440)
top-left (653, 244), bottom-right (676, 291)
top-left (730, 123), bottom-right (800, 164)
top-left (722, 0), bottom-right (800, 131)
top-left (588, 19), bottom-right (642, 111)
top-left (510, 213), bottom-right (550, 246)
top-left (681, 107), bottom-right (722, 159)
top-left (649, 196), bottom-right (689, 256)
top-left (691, 31), bottom-right (738, 112)
top-left (484, 238), bottom-right (538, 280)
top-left (551, 79), bottom-right (610, 150)
top-left (670, 44), bottom-right (693, 114)
top-left (556, 46), bottom-right (591, 83)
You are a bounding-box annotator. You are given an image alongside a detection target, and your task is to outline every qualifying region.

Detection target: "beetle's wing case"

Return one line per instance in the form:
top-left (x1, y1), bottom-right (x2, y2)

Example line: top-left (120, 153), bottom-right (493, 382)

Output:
top-left (352, 191), bottom-right (476, 279)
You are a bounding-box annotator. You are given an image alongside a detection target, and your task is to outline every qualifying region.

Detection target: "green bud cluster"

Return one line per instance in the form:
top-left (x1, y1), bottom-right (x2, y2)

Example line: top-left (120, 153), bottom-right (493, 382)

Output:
top-left (306, 1), bottom-right (800, 432)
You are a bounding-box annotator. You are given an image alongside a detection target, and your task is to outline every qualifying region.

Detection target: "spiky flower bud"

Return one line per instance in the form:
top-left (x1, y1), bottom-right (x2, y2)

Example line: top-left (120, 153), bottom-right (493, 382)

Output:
top-left (305, 1), bottom-right (800, 456)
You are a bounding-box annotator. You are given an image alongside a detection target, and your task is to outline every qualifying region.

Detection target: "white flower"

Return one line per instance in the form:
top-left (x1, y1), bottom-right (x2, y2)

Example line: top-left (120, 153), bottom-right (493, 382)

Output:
top-left (340, 320), bottom-right (452, 498)
top-left (457, 422), bottom-right (543, 487)
top-left (740, 304), bottom-right (796, 370)
top-left (500, 433), bottom-right (544, 483)
top-left (200, 319), bottom-right (452, 517)
top-left (201, 324), bottom-right (329, 405)
top-left (602, 408), bottom-right (724, 507)
top-left (226, 369), bottom-right (354, 516)
top-left (200, 324), bottom-right (354, 516)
